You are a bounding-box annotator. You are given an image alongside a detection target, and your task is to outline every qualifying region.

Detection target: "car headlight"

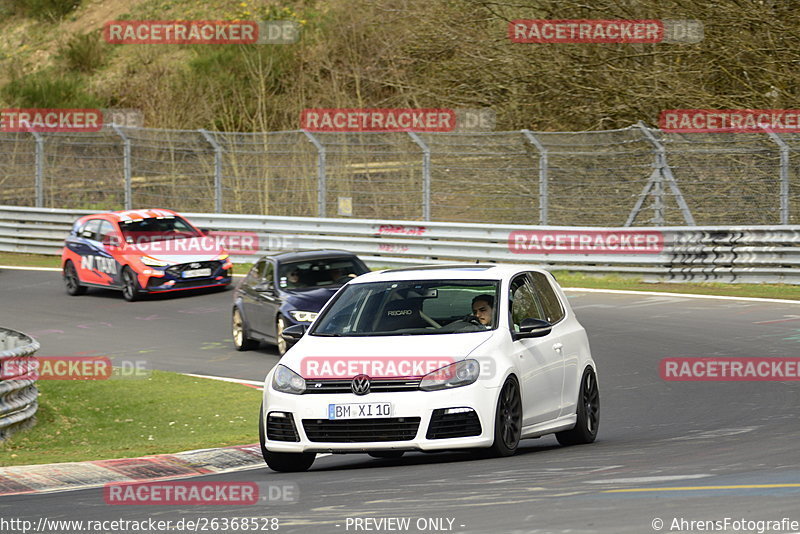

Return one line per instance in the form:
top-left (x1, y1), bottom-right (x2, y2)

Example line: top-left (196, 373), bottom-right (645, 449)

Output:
top-left (141, 256), bottom-right (170, 267)
top-left (289, 310), bottom-right (318, 322)
top-left (271, 365), bottom-right (306, 395)
top-left (420, 359), bottom-right (480, 391)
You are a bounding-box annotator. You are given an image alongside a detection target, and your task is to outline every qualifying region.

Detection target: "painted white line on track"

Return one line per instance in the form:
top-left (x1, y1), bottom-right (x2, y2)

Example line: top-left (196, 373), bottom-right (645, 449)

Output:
top-left (0, 265), bottom-right (61, 272)
top-left (183, 372), bottom-right (263, 386)
top-left (564, 287), bottom-right (800, 305)
top-left (586, 474), bottom-right (712, 484)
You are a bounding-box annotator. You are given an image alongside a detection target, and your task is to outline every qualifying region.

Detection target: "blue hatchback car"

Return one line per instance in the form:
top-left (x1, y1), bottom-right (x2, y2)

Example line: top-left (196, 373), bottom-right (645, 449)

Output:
top-left (232, 250), bottom-right (370, 354)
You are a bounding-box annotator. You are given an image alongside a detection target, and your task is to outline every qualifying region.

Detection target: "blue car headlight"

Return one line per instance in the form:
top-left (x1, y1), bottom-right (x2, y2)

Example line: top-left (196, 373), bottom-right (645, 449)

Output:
top-left (289, 310), bottom-right (318, 323)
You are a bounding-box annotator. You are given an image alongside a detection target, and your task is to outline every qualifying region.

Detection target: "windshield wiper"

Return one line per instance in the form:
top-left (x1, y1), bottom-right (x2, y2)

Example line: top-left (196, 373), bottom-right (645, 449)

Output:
top-left (312, 332), bottom-right (342, 337)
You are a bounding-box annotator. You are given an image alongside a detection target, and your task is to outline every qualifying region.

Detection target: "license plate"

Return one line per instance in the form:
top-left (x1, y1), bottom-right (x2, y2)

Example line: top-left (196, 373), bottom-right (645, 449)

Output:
top-left (328, 402), bottom-right (392, 420)
top-left (182, 268), bottom-right (211, 278)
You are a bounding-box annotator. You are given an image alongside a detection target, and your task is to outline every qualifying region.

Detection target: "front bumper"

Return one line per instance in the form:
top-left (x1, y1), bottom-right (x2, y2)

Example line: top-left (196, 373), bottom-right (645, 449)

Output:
top-left (262, 384), bottom-right (497, 453)
top-left (142, 260), bottom-right (232, 292)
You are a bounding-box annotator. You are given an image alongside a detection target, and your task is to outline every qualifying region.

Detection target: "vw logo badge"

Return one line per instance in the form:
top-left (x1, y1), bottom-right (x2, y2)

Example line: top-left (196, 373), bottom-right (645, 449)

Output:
top-left (351, 374), bottom-right (371, 396)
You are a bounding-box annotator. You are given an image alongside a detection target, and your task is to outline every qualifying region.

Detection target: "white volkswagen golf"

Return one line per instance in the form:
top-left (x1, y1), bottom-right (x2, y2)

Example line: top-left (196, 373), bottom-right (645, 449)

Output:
top-left (259, 264), bottom-right (599, 472)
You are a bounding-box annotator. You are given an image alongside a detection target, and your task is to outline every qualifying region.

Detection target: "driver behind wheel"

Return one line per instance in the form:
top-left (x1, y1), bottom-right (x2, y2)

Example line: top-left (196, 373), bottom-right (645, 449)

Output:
top-left (471, 294), bottom-right (495, 327)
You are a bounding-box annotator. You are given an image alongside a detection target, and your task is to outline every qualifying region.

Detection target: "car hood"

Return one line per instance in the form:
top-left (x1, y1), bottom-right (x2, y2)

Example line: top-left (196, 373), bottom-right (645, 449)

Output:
top-left (123, 237), bottom-right (223, 264)
top-left (280, 330), bottom-right (495, 379)
top-left (282, 287), bottom-right (342, 311)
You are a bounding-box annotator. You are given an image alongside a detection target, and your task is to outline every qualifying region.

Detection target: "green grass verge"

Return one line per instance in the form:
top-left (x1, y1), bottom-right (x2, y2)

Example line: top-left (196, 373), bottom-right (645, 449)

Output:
top-left (0, 370), bottom-right (262, 466)
top-left (551, 271), bottom-right (800, 300)
top-left (1, 252), bottom-right (798, 300)
top-left (0, 252), bottom-right (61, 268)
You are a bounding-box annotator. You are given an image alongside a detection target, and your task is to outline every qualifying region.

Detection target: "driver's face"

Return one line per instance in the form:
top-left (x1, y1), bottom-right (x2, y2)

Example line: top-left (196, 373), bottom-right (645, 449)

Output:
top-left (472, 300), bottom-right (493, 326)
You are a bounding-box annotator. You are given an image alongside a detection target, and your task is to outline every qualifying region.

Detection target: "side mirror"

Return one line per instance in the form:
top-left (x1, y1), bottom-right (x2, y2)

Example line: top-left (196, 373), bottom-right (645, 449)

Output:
top-left (280, 324), bottom-right (306, 349)
top-left (513, 318), bottom-right (553, 339)
top-left (254, 281), bottom-right (274, 293)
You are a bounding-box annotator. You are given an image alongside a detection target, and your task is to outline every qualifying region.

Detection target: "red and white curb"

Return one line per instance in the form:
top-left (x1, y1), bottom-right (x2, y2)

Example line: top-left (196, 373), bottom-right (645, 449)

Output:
top-left (0, 443), bottom-right (266, 496)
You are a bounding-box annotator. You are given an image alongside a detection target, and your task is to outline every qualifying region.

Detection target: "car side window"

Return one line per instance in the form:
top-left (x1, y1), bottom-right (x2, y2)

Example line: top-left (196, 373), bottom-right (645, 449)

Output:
top-left (528, 272), bottom-right (565, 324)
top-left (97, 220), bottom-right (118, 245)
top-left (245, 260), bottom-right (266, 284)
top-left (79, 219), bottom-right (102, 240)
top-left (509, 274), bottom-right (543, 332)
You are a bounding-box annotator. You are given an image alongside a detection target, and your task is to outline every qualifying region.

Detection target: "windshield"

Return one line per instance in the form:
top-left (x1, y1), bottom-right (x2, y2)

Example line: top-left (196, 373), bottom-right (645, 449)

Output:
top-left (278, 258), bottom-right (369, 290)
top-left (119, 216), bottom-right (201, 244)
top-left (311, 279), bottom-right (500, 337)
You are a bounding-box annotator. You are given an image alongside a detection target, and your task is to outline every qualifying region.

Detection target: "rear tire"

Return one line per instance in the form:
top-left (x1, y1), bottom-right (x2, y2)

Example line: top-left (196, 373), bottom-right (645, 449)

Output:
top-left (486, 377), bottom-right (522, 458)
top-left (259, 404), bottom-right (315, 472)
top-left (368, 451), bottom-right (405, 459)
top-left (63, 261), bottom-right (87, 296)
top-left (233, 308), bottom-right (258, 351)
top-left (121, 267), bottom-right (140, 302)
top-left (556, 367), bottom-right (599, 446)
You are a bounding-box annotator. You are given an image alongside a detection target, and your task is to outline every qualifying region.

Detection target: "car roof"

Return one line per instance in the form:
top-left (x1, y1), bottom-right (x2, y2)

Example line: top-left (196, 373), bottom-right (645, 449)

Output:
top-left (351, 264), bottom-right (552, 283)
top-left (265, 250), bottom-right (362, 263)
top-left (78, 209), bottom-right (181, 223)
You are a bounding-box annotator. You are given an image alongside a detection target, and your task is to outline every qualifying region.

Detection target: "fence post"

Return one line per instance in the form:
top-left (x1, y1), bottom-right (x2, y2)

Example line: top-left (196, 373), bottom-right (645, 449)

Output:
top-left (302, 130), bottom-right (326, 218)
top-left (765, 130), bottom-right (790, 225)
top-left (29, 129), bottom-right (44, 208)
top-left (521, 130), bottom-right (549, 225)
top-left (199, 129), bottom-right (223, 213)
top-left (112, 124), bottom-right (132, 210)
top-left (634, 122), bottom-right (695, 226)
top-left (406, 132), bottom-right (431, 221)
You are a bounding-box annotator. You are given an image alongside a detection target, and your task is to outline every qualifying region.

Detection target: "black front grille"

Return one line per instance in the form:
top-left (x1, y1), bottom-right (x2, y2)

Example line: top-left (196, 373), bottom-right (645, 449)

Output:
top-left (426, 409), bottom-right (482, 440)
top-left (304, 379), bottom-right (421, 394)
top-left (165, 261), bottom-right (221, 278)
top-left (302, 417), bottom-right (421, 442)
top-left (267, 413), bottom-right (300, 442)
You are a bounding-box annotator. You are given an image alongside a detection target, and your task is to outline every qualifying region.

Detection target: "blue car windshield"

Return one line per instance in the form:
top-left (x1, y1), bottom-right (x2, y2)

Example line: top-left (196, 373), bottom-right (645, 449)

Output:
top-left (278, 259), bottom-right (368, 290)
top-left (311, 280), bottom-right (500, 336)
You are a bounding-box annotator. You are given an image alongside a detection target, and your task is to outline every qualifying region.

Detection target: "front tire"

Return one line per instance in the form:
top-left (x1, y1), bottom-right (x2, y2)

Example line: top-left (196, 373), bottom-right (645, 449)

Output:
top-left (232, 308), bottom-right (258, 351)
top-left (486, 377), bottom-right (522, 457)
top-left (259, 404), bottom-right (315, 472)
top-left (63, 261), bottom-right (87, 296)
top-left (121, 267), bottom-right (140, 302)
top-left (556, 367), bottom-right (599, 446)
top-left (276, 316), bottom-right (288, 356)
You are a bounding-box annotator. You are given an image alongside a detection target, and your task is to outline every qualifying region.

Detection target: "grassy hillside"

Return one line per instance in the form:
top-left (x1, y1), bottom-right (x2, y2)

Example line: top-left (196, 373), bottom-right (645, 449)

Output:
top-left (1, 0), bottom-right (798, 132)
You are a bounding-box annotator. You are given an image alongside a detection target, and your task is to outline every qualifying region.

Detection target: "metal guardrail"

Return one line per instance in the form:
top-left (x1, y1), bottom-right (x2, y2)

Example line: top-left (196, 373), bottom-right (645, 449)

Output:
top-left (0, 327), bottom-right (40, 440)
top-left (1, 205), bottom-right (799, 284)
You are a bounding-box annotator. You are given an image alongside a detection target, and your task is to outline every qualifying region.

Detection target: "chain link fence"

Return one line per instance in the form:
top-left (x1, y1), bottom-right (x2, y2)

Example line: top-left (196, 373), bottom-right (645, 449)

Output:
top-left (1, 123), bottom-right (797, 226)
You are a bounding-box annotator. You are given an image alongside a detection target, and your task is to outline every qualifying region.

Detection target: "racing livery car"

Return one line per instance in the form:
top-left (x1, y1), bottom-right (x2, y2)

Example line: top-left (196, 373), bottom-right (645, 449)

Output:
top-left (61, 209), bottom-right (233, 301)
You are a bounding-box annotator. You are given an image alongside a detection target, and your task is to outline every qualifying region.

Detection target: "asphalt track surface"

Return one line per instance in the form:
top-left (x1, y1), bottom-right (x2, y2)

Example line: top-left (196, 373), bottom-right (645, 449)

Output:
top-left (2, 268), bottom-right (800, 533)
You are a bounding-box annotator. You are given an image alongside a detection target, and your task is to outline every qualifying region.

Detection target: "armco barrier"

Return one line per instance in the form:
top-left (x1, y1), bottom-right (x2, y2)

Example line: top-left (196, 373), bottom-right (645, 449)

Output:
top-left (0, 327), bottom-right (40, 440)
top-left (0, 205), bottom-right (799, 284)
